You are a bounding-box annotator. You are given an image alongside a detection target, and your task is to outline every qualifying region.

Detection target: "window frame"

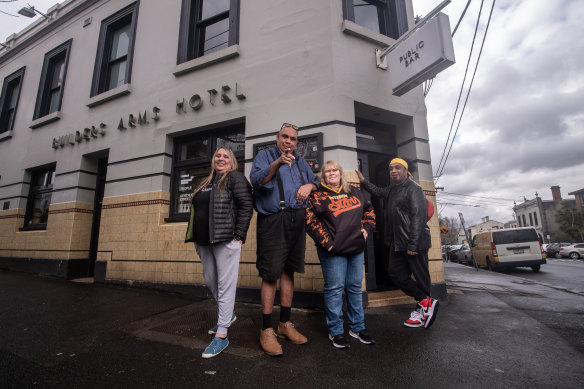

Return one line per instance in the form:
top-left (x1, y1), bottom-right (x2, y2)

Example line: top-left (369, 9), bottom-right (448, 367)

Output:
top-left (177, 0), bottom-right (240, 64)
top-left (90, 2), bottom-right (139, 97)
top-left (22, 164), bottom-right (56, 231)
top-left (0, 67), bottom-right (26, 134)
top-left (33, 40), bottom-right (73, 120)
top-left (342, 0), bottom-right (408, 40)
top-left (167, 123), bottom-right (245, 222)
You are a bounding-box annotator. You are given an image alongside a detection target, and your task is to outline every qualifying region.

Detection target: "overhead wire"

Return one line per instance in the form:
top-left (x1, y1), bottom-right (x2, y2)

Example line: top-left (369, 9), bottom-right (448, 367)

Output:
top-left (434, 0), bottom-right (486, 184)
top-left (435, 0), bottom-right (496, 183)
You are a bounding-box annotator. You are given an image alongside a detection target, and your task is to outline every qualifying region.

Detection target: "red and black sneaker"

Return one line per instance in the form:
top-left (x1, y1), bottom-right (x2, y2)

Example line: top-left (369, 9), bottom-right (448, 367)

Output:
top-left (403, 308), bottom-right (425, 328)
top-left (418, 297), bottom-right (439, 329)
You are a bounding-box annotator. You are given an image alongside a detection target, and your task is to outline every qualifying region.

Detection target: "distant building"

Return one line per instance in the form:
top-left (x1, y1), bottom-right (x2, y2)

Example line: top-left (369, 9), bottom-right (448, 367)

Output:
top-left (513, 186), bottom-right (575, 243)
top-left (568, 188), bottom-right (584, 215)
top-left (504, 219), bottom-right (518, 229)
top-left (467, 216), bottom-right (504, 240)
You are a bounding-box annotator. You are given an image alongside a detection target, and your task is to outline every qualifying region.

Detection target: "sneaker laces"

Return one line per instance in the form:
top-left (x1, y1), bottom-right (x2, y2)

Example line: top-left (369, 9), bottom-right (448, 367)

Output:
top-left (409, 309), bottom-right (424, 322)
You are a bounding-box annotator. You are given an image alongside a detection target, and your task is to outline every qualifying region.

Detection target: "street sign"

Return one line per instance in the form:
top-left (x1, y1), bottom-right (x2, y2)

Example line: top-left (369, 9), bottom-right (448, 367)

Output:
top-left (386, 13), bottom-right (455, 96)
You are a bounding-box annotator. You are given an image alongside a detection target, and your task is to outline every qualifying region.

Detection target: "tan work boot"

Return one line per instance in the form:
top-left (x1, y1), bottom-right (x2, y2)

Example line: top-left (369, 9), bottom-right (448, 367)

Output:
top-left (260, 328), bottom-right (283, 356)
top-left (277, 321), bottom-right (308, 344)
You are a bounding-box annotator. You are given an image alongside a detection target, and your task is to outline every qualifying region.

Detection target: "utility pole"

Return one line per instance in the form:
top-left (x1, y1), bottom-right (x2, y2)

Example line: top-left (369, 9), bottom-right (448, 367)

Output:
top-left (459, 212), bottom-right (478, 271)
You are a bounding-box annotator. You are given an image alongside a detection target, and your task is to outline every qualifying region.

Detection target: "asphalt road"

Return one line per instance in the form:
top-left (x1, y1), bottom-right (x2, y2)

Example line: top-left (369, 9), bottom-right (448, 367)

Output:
top-left (1, 264), bottom-right (583, 388)
top-left (465, 258), bottom-right (584, 295)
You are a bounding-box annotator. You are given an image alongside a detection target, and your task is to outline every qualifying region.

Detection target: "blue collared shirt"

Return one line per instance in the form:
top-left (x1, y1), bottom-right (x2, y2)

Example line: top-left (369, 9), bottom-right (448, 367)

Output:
top-left (250, 146), bottom-right (319, 215)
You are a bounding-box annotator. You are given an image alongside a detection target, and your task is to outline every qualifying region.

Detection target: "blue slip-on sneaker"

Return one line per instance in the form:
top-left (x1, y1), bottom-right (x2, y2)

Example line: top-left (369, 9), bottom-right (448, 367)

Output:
top-left (202, 337), bottom-right (229, 359)
top-left (208, 313), bottom-right (237, 335)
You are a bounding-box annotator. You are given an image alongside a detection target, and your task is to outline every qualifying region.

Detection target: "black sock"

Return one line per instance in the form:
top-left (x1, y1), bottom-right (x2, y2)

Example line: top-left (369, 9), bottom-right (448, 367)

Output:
top-left (262, 313), bottom-right (272, 330)
top-left (280, 306), bottom-right (291, 323)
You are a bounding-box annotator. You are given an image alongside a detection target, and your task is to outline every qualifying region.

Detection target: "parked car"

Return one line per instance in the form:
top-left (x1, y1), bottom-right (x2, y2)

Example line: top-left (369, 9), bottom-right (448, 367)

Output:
top-left (546, 243), bottom-right (571, 259)
top-left (451, 244), bottom-right (472, 264)
top-left (444, 244), bottom-right (462, 261)
top-left (558, 243), bottom-right (584, 259)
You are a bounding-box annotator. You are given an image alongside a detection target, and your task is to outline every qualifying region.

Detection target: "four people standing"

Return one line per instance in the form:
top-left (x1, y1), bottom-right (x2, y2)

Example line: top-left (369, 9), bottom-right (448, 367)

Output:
top-left (306, 161), bottom-right (376, 348)
top-left (187, 128), bottom-right (439, 358)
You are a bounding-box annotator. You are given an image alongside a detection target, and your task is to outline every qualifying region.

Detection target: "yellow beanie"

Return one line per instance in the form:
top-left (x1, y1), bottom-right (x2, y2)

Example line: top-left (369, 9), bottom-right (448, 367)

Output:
top-left (390, 158), bottom-right (413, 178)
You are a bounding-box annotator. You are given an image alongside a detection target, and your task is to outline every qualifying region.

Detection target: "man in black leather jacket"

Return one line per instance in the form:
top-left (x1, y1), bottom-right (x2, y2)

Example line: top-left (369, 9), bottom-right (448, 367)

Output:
top-left (357, 158), bottom-right (439, 329)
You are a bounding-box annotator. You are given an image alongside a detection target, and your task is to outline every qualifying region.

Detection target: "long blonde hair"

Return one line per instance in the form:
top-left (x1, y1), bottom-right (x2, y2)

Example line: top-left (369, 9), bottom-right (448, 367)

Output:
top-left (321, 160), bottom-right (351, 193)
top-left (193, 147), bottom-right (238, 196)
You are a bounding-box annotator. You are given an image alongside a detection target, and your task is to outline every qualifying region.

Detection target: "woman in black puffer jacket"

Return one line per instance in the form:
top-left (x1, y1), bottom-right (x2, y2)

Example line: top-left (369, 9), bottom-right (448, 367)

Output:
top-left (186, 147), bottom-right (253, 358)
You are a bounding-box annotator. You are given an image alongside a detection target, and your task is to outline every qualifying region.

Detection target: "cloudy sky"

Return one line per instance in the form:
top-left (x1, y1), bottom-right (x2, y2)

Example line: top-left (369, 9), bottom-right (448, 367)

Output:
top-left (1, 0), bottom-right (583, 227)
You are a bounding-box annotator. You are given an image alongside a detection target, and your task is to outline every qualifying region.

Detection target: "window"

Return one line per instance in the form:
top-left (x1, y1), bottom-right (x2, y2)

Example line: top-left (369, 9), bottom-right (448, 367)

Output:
top-left (169, 123), bottom-right (245, 220)
top-left (34, 40), bottom-right (72, 119)
top-left (23, 165), bottom-right (55, 230)
top-left (534, 212), bottom-right (538, 226)
top-left (343, 0), bottom-right (408, 39)
top-left (529, 213), bottom-right (533, 226)
top-left (91, 2), bottom-right (139, 97)
top-left (517, 216), bottom-right (521, 227)
top-left (0, 67), bottom-right (25, 134)
top-left (522, 215), bottom-right (526, 227)
top-left (177, 0), bottom-right (240, 63)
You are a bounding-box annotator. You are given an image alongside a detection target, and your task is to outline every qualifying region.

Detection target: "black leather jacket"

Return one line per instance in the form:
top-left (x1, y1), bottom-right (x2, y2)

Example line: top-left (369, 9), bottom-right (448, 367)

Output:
top-left (361, 177), bottom-right (431, 252)
top-left (205, 171), bottom-right (253, 244)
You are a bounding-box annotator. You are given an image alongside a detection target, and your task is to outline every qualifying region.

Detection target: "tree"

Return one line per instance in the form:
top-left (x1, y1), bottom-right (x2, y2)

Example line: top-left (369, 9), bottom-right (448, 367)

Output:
top-left (439, 216), bottom-right (461, 246)
top-left (556, 201), bottom-right (584, 242)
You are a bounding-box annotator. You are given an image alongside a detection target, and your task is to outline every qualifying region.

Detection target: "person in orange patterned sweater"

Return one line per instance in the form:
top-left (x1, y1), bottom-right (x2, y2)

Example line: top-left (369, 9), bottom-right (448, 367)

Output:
top-left (306, 160), bottom-right (376, 348)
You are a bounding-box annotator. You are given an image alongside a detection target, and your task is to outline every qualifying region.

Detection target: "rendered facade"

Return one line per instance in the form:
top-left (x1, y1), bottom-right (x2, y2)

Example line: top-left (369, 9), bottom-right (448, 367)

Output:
top-left (0, 0), bottom-right (445, 302)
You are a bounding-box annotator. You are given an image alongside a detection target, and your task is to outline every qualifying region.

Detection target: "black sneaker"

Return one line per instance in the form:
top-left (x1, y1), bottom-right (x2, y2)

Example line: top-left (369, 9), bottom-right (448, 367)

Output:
top-left (349, 329), bottom-right (375, 345)
top-left (328, 334), bottom-right (350, 349)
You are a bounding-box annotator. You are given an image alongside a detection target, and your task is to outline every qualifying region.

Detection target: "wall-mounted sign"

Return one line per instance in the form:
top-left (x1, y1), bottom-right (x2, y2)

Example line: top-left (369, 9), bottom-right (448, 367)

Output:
top-left (176, 83), bottom-right (245, 114)
top-left (253, 133), bottom-right (323, 173)
top-left (52, 123), bottom-right (106, 149)
top-left (387, 13), bottom-right (455, 96)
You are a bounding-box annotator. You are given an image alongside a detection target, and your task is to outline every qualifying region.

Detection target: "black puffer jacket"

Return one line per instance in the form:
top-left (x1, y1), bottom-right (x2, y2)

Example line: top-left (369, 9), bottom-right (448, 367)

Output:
top-left (200, 171), bottom-right (253, 244)
top-left (361, 177), bottom-right (431, 252)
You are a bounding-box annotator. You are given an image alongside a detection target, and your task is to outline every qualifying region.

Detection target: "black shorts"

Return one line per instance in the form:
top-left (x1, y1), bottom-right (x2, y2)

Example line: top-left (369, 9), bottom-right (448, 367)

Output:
top-left (256, 208), bottom-right (306, 282)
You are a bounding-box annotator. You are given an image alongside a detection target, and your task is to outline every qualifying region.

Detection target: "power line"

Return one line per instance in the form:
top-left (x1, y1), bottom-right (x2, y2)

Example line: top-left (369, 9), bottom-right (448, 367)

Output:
top-left (436, 0), bottom-right (496, 181)
top-left (440, 191), bottom-right (518, 202)
top-left (435, 0), bottom-right (496, 184)
top-left (434, 0), bottom-right (486, 184)
top-left (452, 0), bottom-right (473, 37)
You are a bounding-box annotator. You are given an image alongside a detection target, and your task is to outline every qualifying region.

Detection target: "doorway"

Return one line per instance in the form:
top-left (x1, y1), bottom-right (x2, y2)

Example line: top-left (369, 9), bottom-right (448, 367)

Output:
top-left (88, 156), bottom-right (108, 276)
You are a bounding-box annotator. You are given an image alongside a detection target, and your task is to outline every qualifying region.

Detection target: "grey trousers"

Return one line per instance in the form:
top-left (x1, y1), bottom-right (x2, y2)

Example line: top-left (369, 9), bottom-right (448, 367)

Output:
top-left (196, 239), bottom-right (242, 335)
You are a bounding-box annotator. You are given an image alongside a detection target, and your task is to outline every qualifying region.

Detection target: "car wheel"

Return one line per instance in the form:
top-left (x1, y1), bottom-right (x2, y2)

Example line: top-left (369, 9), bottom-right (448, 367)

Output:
top-left (555, 252), bottom-right (562, 259)
top-left (486, 258), bottom-right (493, 271)
top-left (569, 252), bottom-right (580, 259)
top-left (531, 265), bottom-right (541, 272)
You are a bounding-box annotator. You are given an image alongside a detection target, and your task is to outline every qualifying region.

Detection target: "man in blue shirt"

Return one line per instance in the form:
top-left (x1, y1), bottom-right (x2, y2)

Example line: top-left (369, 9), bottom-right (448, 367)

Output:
top-left (250, 123), bottom-right (319, 356)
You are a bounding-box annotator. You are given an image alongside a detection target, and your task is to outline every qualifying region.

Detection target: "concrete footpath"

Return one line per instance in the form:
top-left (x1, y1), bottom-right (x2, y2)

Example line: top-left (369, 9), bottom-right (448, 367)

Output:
top-left (1, 262), bottom-right (583, 388)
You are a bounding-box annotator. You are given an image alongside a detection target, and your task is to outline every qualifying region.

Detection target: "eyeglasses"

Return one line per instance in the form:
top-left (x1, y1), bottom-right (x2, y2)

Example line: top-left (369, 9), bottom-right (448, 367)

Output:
top-left (281, 123), bottom-right (299, 131)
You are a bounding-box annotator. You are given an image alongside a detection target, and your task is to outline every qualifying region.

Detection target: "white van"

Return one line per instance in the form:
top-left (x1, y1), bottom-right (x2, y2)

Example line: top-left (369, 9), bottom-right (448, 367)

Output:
top-left (471, 227), bottom-right (546, 272)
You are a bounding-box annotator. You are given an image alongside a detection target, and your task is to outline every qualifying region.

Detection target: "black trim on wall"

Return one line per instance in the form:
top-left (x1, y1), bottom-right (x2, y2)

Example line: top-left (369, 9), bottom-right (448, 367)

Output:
top-left (108, 152), bottom-right (172, 166)
top-left (55, 169), bottom-right (97, 177)
top-left (0, 181), bottom-right (29, 189)
top-left (245, 120), bottom-right (356, 141)
top-left (105, 172), bottom-right (171, 184)
top-left (397, 137), bottom-right (429, 148)
top-left (52, 186), bottom-right (96, 193)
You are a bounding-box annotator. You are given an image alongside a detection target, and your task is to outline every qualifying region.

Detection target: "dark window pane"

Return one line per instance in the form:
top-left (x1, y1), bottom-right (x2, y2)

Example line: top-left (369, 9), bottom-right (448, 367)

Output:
top-left (492, 229), bottom-right (539, 245)
top-left (180, 138), bottom-right (209, 161)
top-left (49, 90), bottom-right (61, 113)
top-left (50, 59), bottom-right (65, 90)
top-left (9, 84), bottom-right (20, 108)
top-left (107, 60), bottom-right (127, 90)
top-left (29, 191), bottom-right (52, 225)
top-left (176, 166), bottom-right (209, 213)
top-left (216, 131), bottom-right (245, 154)
top-left (353, 0), bottom-right (381, 33)
top-left (202, 0), bottom-right (230, 19)
top-left (203, 18), bottom-right (229, 55)
top-left (110, 24), bottom-right (131, 61)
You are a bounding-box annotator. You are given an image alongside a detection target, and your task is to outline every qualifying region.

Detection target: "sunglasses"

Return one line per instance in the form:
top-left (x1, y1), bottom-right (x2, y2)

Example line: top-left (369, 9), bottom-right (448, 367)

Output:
top-left (281, 123), bottom-right (299, 130)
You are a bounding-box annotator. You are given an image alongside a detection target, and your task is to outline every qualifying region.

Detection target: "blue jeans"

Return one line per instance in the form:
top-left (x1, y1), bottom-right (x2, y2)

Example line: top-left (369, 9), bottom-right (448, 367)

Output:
top-left (317, 248), bottom-right (366, 336)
